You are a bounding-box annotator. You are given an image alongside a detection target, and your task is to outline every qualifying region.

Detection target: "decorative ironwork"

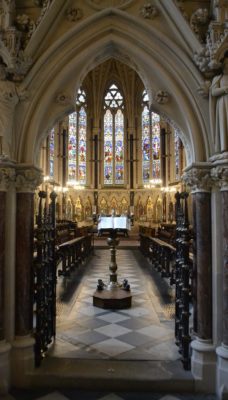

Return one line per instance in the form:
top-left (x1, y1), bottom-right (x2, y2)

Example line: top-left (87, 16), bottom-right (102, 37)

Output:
top-left (174, 191), bottom-right (192, 370)
top-left (34, 190), bottom-right (57, 367)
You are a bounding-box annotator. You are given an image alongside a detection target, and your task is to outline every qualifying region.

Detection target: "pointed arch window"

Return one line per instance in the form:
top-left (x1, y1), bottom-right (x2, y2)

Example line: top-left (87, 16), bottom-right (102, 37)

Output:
top-left (104, 84), bottom-right (124, 185)
top-left (68, 88), bottom-right (87, 184)
top-left (142, 90), bottom-right (161, 183)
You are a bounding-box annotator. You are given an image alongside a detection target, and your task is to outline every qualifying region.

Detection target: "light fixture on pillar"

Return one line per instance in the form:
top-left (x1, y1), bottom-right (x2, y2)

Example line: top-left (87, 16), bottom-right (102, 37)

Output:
top-left (161, 186), bottom-right (176, 193)
top-left (144, 178), bottom-right (162, 189)
top-left (66, 180), bottom-right (85, 190)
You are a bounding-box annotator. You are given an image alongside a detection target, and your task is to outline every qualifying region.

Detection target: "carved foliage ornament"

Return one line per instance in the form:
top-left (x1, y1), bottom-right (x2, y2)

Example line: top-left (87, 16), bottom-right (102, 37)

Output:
top-left (211, 165), bottom-right (228, 189)
top-left (182, 168), bottom-right (212, 191)
top-left (55, 92), bottom-right (73, 106)
top-left (193, 1), bottom-right (228, 73)
top-left (66, 8), bottom-right (83, 22)
top-left (190, 8), bottom-right (209, 44)
top-left (155, 90), bottom-right (169, 104)
top-left (16, 167), bottom-right (43, 192)
top-left (140, 3), bottom-right (158, 19)
top-left (0, 165), bottom-right (15, 191)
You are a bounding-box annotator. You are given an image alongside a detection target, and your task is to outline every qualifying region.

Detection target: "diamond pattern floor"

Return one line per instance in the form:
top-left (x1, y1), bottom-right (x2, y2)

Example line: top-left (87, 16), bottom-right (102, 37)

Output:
top-left (7, 248), bottom-right (215, 400)
top-left (51, 248), bottom-right (178, 361)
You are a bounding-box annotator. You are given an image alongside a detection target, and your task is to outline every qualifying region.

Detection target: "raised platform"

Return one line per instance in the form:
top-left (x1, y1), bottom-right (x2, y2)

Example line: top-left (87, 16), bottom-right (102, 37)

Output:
top-left (93, 287), bottom-right (132, 309)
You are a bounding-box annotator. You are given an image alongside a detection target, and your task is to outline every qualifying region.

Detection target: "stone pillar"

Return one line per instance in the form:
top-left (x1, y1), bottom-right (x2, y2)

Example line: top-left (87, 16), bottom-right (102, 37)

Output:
top-left (11, 165), bottom-right (42, 387)
top-left (0, 157), bottom-right (15, 394)
top-left (212, 158), bottom-right (228, 399)
top-left (183, 163), bottom-right (216, 392)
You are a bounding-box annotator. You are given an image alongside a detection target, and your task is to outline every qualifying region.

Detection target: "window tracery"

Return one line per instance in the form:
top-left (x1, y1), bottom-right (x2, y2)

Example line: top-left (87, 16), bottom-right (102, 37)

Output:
top-left (104, 84), bottom-right (124, 185)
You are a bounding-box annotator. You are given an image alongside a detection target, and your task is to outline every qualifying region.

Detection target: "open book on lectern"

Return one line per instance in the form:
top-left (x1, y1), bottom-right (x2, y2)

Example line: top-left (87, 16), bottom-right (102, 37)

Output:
top-left (98, 216), bottom-right (130, 230)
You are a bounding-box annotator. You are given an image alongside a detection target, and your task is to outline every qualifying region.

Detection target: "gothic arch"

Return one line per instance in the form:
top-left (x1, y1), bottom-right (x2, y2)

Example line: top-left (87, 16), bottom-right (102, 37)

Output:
top-left (15, 7), bottom-right (211, 165)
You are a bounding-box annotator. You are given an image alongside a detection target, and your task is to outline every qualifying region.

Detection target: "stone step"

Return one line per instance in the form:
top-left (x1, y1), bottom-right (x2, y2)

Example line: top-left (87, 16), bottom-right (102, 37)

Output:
top-left (29, 359), bottom-right (194, 393)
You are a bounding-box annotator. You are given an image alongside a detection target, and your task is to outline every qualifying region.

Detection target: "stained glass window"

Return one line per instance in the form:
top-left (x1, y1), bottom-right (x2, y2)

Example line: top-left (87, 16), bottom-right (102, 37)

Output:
top-left (104, 84), bottom-right (124, 185)
top-left (151, 112), bottom-right (160, 178)
top-left (142, 105), bottom-right (150, 182)
top-left (104, 110), bottom-right (113, 184)
top-left (49, 128), bottom-right (55, 177)
top-left (78, 106), bottom-right (86, 184)
top-left (142, 89), bottom-right (161, 183)
top-left (175, 130), bottom-right (180, 180)
top-left (68, 112), bottom-right (77, 180)
top-left (115, 109), bottom-right (124, 184)
top-left (68, 88), bottom-right (87, 183)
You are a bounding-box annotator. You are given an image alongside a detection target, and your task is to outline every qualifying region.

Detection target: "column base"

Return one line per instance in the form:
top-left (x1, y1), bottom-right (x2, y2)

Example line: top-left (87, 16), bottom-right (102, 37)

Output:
top-left (191, 338), bottom-right (216, 392)
top-left (216, 344), bottom-right (228, 399)
top-left (11, 335), bottom-right (35, 388)
top-left (0, 340), bottom-right (11, 395)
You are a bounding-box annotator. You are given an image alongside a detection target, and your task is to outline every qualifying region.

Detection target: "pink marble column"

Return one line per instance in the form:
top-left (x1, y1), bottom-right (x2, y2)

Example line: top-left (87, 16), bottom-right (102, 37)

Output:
top-left (195, 191), bottom-right (212, 340)
top-left (15, 192), bottom-right (34, 336)
top-left (15, 166), bottom-right (42, 337)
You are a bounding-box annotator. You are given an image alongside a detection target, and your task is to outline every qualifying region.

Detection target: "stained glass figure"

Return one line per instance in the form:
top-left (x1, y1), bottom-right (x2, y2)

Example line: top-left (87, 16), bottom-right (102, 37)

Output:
top-left (151, 112), bottom-right (161, 178)
top-left (104, 109), bottom-right (113, 184)
top-left (142, 105), bottom-right (150, 182)
top-left (78, 106), bottom-right (86, 184)
top-left (68, 112), bottom-right (77, 181)
top-left (115, 109), bottom-right (124, 184)
top-left (103, 84), bottom-right (124, 186)
top-left (49, 128), bottom-right (55, 178)
top-left (68, 88), bottom-right (87, 183)
top-left (175, 129), bottom-right (180, 180)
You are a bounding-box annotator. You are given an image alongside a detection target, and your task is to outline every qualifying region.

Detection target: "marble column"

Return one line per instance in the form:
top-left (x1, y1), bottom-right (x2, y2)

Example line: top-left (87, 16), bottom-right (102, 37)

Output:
top-left (0, 159), bottom-right (15, 394)
top-left (183, 164), bottom-right (216, 392)
top-left (191, 192), bottom-right (197, 335)
top-left (11, 165), bottom-right (42, 387)
top-left (213, 160), bottom-right (228, 399)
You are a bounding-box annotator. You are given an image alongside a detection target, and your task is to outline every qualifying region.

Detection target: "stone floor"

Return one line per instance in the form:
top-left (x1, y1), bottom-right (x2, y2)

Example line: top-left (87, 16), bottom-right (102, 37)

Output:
top-left (6, 390), bottom-right (216, 400)
top-left (6, 245), bottom-right (204, 400)
top-left (52, 248), bottom-right (178, 361)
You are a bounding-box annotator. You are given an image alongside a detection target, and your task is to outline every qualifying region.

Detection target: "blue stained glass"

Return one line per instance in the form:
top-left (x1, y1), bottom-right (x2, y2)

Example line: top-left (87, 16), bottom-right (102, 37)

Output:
top-left (49, 128), bottom-right (55, 177)
top-left (115, 109), bottom-right (124, 184)
top-left (142, 105), bottom-right (150, 182)
top-left (104, 109), bottom-right (113, 184)
top-left (151, 112), bottom-right (160, 178)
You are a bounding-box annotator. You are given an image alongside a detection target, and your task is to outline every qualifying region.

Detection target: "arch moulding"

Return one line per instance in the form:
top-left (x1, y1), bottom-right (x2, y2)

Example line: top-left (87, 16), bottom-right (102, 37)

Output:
top-left (14, 8), bottom-right (210, 166)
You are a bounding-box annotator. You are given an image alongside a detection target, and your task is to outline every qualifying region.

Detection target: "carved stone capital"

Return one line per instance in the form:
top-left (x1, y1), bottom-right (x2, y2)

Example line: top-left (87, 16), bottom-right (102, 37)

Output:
top-left (16, 165), bottom-right (43, 192)
top-left (211, 165), bottom-right (228, 191)
top-left (0, 158), bottom-right (16, 191)
top-left (182, 164), bottom-right (212, 192)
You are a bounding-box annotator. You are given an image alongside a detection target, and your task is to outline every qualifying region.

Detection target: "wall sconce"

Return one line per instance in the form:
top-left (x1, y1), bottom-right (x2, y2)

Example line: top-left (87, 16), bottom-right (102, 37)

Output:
top-left (66, 180), bottom-right (85, 190)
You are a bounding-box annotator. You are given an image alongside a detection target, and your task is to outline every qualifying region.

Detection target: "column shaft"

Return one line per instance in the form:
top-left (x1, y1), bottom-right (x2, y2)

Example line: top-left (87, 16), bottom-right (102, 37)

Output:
top-left (192, 193), bottom-right (197, 334)
top-left (196, 192), bottom-right (212, 339)
top-left (0, 191), bottom-right (6, 340)
top-left (15, 193), bottom-right (34, 336)
top-left (222, 190), bottom-right (228, 345)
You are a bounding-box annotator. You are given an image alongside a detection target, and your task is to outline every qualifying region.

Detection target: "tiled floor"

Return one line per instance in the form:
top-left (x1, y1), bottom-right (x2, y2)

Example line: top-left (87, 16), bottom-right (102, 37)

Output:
top-left (52, 248), bottom-right (178, 361)
top-left (7, 247), bottom-right (212, 400)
